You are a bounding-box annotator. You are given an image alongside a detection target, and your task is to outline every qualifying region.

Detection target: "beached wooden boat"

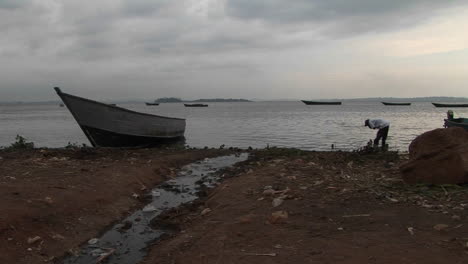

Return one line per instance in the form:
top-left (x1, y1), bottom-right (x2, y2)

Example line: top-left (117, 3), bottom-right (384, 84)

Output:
top-left (145, 102), bottom-right (159, 106)
top-left (184, 103), bottom-right (208, 107)
top-left (445, 118), bottom-right (468, 130)
top-left (301, 100), bottom-right (341, 105)
top-left (432, 103), bottom-right (468, 108)
top-left (54, 87), bottom-right (185, 147)
top-left (382, 102), bottom-right (411, 106)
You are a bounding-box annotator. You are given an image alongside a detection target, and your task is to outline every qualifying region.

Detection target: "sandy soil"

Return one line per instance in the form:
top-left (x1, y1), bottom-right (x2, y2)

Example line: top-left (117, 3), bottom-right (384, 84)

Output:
top-left (0, 147), bottom-right (231, 264)
top-left (142, 149), bottom-right (468, 264)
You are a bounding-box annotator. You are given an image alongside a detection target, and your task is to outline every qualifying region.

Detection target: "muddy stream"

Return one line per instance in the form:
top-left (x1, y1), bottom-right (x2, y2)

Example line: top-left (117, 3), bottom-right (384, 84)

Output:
top-left (62, 153), bottom-right (249, 264)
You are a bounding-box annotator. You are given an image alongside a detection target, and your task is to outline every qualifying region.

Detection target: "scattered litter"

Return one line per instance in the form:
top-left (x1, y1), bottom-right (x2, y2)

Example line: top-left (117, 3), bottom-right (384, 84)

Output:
top-left (96, 248), bottom-right (116, 263)
top-left (50, 233), bottom-right (65, 240)
top-left (90, 248), bottom-right (106, 257)
top-left (272, 198), bottom-right (284, 207)
top-left (44, 197), bottom-right (53, 204)
top-left (433, 224), bottom-right (449, 231)
top-left (452, 215), bottom-right (461, 221)
top-left (131, 193), bottom-right (139, 199)
top-left (88, 238), bottom-right (99, 245)
top-left (269, 211), bottom-right (288, 224)
top-left (263, 189), bottom-right (275, 196)
top-left (314, 180), bottom-right (324, 186)
top-left (342, 214), bottom-right (371, 218)
top-left (27, 236), bottom-right (41, 244)
top-left (407, 227), bottom-right (415, 235)
top-left (151, 190), bottom-right (161, 197)
top-left (243, 253), bottom-right (277, 257)
top-left (201, 208), bottom-right (212, 216)
top-left (142, 205), bottom-right (157, 212)
top-left (337, 227), bottom-right (344, 231)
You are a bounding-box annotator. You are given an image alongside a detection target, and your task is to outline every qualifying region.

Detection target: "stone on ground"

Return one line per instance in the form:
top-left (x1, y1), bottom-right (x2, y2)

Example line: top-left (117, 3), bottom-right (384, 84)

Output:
top-left (400, 127), bottom-right (468, 184)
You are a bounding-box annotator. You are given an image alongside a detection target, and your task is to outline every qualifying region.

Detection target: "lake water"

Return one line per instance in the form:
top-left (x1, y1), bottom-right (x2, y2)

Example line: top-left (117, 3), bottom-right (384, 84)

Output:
top-left (0, 101), bottom-right (465, 151)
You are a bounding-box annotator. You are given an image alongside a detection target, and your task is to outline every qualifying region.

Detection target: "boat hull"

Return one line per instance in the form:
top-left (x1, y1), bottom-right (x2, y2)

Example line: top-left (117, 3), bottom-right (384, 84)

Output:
top-left (81, 125), bottom-right (185, 147)
top-left (433, 103), bottom-right (468, 107)
top-left (444, 118), bottom-right (468, 131)
top-left (382, 102), bottom-right (411, 106)
top-left (301, 100), bottom-right (341, 105)
top-left (184, 104), bottom-right (208, 107)
top-left (55, 87), bottom-right (185, 147)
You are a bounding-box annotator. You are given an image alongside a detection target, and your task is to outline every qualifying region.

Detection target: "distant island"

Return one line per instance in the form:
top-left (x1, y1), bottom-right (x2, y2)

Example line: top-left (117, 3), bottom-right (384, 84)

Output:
top-left (153, 97), bottom-right (251, 103)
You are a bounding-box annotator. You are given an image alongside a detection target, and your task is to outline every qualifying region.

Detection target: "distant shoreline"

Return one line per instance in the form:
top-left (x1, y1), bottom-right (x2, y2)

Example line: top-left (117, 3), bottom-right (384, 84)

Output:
top-left (2, 96), bottom-right (468, 105)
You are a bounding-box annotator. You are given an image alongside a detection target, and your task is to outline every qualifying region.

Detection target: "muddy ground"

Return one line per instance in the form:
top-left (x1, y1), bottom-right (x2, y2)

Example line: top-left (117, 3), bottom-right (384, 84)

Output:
top-left (143, 148), bottom-right (468, 264)
top-left (1, 147), bottom-right (467, 264)
top-left (0, 147), bottom-right (232, 264)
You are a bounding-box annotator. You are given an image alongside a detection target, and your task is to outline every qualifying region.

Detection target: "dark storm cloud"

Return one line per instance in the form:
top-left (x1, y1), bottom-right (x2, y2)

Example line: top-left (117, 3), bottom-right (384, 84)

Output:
top-left (225, 0), bottom-right (468, 36)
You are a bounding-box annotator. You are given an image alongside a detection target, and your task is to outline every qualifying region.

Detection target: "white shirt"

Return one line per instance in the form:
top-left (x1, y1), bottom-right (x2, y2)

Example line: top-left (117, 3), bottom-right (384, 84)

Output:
top-left (368, 119), bottom-right (390, 129)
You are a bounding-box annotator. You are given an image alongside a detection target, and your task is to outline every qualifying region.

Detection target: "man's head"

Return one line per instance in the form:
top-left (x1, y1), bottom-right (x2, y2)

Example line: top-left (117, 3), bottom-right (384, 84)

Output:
top-left (364, 119), bottom-right (370, 127)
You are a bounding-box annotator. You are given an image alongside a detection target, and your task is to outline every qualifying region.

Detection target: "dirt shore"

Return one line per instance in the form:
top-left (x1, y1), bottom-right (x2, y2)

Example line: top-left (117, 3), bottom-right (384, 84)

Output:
top-left (0, 147), bottom-right (232, 264)
top-left (143, 149), bottom-right (468, 264)
top-left (1, 147), bottom-right (467, 264)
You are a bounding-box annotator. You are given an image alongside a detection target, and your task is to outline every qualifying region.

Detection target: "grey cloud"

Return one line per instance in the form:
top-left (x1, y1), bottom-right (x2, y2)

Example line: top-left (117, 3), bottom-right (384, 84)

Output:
top-left (121, 0), bottom-right (171, 16)
top-left (0, 0), bottom-right (30, 9)
top-left (225, 0), bottom-right (468, 36)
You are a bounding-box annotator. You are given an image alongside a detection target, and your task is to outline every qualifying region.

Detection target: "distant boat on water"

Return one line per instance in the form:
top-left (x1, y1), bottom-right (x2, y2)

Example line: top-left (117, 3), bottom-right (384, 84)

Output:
top-left (381, 102), bottom-right (411, 106)
top-left (432, 103), bottom-right (468, 108)
top-left (184, 103), bottom-right (208, 107)
top-left (145, 102), bottom-right (159, 106)
top-left (301, 100), bottom-right (342, 105)
top-left (54, 87), bottom-right (185, 147)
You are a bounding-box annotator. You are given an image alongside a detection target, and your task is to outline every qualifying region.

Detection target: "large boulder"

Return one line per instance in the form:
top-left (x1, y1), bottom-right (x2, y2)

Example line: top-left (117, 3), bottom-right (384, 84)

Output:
top-left (400, 127), bottom-right (468, 184)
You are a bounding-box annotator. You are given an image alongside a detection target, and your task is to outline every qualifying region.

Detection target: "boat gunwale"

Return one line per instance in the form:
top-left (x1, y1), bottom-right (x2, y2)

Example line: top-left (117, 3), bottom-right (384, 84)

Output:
top-left (432, 102), bottom-right (468, 107)
top-left (55, 88), bottom-right (185, 121)
top-left (184, 103), bottom-right (208, 107)
top-left (381, 102), bottom-right (411, 105)
top-left (301, 100), bottom-right (342, 105)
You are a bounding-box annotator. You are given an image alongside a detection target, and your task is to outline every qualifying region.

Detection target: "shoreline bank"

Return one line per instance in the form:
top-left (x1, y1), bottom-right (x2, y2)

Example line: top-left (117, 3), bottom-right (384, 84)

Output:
top-left (1, 147), bottom-right (466, 263)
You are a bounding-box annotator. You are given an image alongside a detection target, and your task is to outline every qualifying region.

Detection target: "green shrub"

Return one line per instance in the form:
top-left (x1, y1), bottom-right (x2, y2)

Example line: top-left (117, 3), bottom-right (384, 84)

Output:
top-left (8, 135), bottom-right (34, 150)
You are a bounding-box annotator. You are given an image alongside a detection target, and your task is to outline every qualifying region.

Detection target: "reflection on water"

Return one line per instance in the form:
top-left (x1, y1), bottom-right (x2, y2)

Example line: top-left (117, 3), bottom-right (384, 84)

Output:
top-left (1, 101), bottom-right (465, 151)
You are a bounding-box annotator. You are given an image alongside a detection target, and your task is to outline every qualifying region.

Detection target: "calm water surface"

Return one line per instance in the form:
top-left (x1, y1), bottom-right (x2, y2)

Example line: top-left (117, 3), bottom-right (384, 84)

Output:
top-left (1, 101), bottom-right (465, 151)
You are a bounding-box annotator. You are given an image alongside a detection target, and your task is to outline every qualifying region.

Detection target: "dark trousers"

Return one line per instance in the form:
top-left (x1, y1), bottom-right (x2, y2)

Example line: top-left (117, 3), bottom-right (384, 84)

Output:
top-left (374, 126), bottom-right (389, 146)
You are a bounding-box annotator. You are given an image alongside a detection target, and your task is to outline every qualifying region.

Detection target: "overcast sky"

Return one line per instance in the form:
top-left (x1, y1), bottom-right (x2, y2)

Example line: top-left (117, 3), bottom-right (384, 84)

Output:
top-left (1, 0), bottom-right (468, 101)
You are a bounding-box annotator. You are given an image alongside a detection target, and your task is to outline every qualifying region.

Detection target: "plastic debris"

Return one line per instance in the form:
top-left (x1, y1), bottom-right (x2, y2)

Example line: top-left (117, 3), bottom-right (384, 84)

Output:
top-left (201, 208), bottom-right (212, 216)
top-left (27, 236), bottom-right (41, 244)
top-left (88, 238), bottom-right (99, 245)
top-left (142, 205), bottom-right (157, 212)
top-left (272, 198), bottom-right (284, 207)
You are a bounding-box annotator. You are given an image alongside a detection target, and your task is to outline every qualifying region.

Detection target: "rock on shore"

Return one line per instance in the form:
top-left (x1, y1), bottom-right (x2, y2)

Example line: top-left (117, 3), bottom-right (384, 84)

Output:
top-left (400, 127), bottom-right (468, 184)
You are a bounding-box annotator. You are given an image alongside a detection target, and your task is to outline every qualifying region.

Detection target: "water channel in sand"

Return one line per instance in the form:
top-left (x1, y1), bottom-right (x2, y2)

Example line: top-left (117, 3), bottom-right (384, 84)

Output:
top-left (62, 153), bottom-right (249, 264)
